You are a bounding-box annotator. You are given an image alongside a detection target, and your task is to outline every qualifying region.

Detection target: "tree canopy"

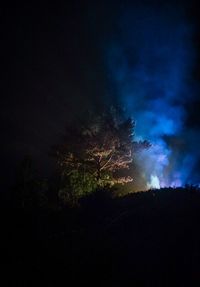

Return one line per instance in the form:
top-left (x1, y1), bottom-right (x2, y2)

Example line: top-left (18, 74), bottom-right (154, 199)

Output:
top-left (52, 107), bottom-right (150, 204)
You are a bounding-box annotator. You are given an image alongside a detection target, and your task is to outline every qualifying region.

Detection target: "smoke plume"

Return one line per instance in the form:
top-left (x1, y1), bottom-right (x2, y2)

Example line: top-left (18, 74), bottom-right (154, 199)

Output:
top-left (105, 3), bottom-right (200, 189)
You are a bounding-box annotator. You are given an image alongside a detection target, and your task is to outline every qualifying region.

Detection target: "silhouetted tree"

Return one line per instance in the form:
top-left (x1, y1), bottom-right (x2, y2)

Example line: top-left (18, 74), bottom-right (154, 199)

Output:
top-left (51, 107), bottom-right (150, 204)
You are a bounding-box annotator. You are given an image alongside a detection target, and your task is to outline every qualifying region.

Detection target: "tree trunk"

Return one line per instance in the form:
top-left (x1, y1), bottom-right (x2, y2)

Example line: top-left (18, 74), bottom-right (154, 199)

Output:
top-left (96, 159), bottom-right (101, 183)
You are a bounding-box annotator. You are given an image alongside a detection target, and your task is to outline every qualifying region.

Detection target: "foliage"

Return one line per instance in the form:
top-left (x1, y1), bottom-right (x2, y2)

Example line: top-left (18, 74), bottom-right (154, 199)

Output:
top-left (58, 170), bottom-right (98, 206)
top-left (52, 107), bottom-right (150, 204)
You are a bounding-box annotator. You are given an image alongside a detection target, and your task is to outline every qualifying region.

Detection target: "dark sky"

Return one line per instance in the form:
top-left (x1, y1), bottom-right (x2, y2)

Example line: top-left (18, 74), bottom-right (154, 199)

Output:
top-left (1, 0), bottom-right (200, 188)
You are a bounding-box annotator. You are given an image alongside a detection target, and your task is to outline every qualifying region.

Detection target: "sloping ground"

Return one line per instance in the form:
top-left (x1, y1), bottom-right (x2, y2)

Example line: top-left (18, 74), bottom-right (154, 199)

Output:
top-left (3, 188), bottom-right (200, 286)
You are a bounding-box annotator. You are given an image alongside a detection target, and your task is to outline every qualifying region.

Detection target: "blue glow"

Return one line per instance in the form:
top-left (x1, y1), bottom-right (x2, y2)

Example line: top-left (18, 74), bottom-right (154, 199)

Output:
top-left (106, 3), bottom-right (200, 189)
top-left (147, 175), bottom-right (160, 189)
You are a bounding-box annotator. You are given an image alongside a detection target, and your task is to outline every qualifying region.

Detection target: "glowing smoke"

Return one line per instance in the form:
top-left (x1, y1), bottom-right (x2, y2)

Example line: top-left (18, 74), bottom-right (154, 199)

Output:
top-left (105, 3), bottom-right (200, 189)
top-left (147, 175), bottom-right (160, 189)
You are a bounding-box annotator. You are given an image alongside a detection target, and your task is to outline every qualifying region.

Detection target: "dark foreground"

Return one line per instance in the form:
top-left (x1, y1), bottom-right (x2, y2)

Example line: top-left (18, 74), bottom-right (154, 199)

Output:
top-left (3, 187), bottom-right (200, 286)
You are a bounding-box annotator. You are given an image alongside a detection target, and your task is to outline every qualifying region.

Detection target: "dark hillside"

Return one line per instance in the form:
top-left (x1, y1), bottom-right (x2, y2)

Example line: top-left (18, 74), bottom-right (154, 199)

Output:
top-left (3, 187), bottom-right (200, 286)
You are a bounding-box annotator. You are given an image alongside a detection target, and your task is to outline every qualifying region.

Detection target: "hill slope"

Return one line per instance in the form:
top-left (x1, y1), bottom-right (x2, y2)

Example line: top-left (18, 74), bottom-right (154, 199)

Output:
top-left (3, 187), bottom-right (200, 286)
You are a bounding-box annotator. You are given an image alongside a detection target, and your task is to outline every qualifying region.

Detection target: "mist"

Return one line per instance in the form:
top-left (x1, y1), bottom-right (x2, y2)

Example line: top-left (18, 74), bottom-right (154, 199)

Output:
top-left (105, 3), bottom-right (200, 188)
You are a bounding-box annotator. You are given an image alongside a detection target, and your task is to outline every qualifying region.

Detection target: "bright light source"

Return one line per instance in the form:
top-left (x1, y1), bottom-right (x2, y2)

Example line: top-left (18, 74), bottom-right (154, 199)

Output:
top-left (147, 175), bottom-right (160, 189)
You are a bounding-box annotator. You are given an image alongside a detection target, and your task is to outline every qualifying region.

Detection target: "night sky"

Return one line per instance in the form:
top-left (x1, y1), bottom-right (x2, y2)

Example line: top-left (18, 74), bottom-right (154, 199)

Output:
top-left (2, 0), bottom-right (200, 189)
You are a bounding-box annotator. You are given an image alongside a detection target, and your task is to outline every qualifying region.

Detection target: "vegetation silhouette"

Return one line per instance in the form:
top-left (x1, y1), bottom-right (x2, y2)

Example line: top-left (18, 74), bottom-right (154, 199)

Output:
top-left (4, 107), bottom-right (200, 286)
top-left (51, 107), bottom-right (150, 206)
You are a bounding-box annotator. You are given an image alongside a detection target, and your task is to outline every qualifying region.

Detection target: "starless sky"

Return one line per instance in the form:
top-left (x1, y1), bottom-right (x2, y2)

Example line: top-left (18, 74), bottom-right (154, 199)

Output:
top-left (1, 0), bottom-right (200, 188)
